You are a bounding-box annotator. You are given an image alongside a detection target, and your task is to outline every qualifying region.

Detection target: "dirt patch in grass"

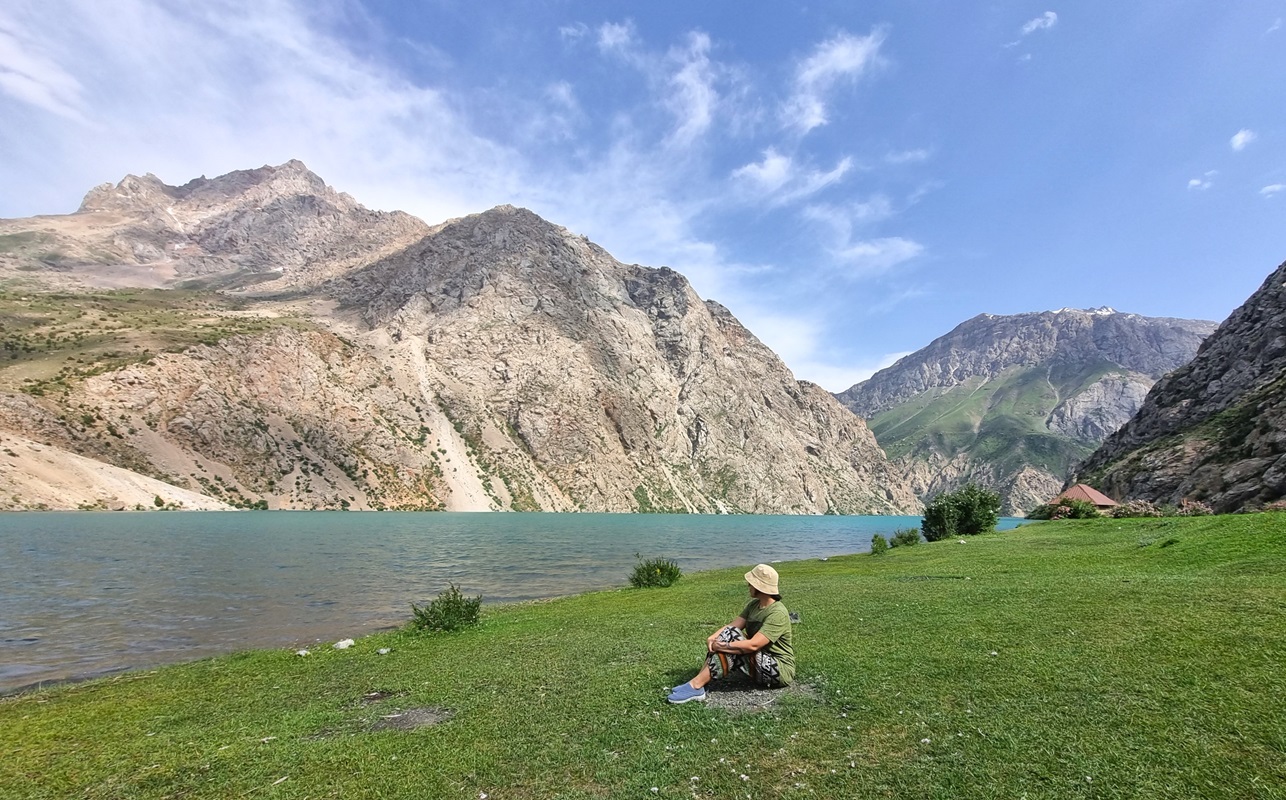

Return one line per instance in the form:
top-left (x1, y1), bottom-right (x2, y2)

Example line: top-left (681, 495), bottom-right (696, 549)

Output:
top-left (704, 679), bottom-right (820, 714)
top-left (369, 706), bottom-right (454, 731)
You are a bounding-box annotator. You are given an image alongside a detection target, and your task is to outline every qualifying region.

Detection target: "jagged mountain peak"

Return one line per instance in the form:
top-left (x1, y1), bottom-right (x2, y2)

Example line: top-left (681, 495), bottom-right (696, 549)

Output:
top-left (78, 160), bottom-right (334, 215)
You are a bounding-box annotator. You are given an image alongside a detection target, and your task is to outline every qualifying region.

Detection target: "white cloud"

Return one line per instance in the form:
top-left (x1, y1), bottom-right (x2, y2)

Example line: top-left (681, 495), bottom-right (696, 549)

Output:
top-left (792, 350), bottom-right (912, 393)
top-left (0, 10), bottom-right (87, 120)
top-left (1268, 18), bottom-right (1282, 34)
top-left (1230, 129), bottom-right (1257, 151)
top-left (733, 149), bottom-right (852, 204)
top-left (782, 28), bottom-right (886, 135)
top-left (1262, 184), bottom-right (1285, 198)
top-left (559, 22), bottom-right (589, 42)
top-left (885, 148), bottom-right (931, 165)
top-left (597, 21), bottom-right (636, 55)
top-left (834, 237), bottom-right (924, 277)
top-left (803, 200), bottom-right (923, 276)
top-left (1021, 12), bottom-right (1059, 36)
top-left (663, 32), bottom-right (718, 146)
top-left (1187, 171), bottom-right (1216, 191)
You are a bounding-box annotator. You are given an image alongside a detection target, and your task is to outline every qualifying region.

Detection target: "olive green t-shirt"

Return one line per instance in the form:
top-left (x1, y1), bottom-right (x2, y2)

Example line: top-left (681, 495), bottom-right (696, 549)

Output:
top-left (740, 599), bottom-right (795, 685)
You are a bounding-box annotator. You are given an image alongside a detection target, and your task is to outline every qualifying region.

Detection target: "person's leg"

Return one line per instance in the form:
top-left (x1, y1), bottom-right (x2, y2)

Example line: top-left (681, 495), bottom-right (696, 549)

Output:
top-left (748, 649), bottom-right (782, 688)
top-left (693, 626), bottom-right (746, 688)
top-left (670, 626), bottom-right (745, 702)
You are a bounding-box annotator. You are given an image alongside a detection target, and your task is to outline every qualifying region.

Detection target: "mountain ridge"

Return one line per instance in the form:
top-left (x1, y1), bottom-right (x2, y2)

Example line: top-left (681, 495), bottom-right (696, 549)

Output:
top-left (836, 307), bottom-right (1216, 513)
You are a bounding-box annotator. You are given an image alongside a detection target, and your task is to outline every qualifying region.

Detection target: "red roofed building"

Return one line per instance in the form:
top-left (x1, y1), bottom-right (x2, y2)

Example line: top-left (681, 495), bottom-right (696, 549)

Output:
top-left (1052, 484), bottom-right (1119, 510)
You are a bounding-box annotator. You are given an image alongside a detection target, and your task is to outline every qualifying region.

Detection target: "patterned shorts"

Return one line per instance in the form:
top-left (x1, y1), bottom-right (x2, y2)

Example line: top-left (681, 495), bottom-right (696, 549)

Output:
top-left (706, 625), bottom-right (783, 688)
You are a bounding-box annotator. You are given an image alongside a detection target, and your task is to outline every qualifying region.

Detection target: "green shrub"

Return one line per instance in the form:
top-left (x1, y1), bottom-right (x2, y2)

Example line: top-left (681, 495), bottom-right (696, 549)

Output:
top-left (629, 554), bottom-right (682, 588)
top-left (922, 483), bottom-right (1001, 541)
top-left (410, 583), bottom-right (482, 632)
top-left (889, 527), bottom-right (922, 548)
top-left (1027, 498), bottom-right (1100, 520)
top-left (870, 534), bottom-right (889, 555)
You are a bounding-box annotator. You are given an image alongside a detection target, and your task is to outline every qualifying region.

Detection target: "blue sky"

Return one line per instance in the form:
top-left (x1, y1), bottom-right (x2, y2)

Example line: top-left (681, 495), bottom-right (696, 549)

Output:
top-left (1, 1), bottom-right (1283, 391)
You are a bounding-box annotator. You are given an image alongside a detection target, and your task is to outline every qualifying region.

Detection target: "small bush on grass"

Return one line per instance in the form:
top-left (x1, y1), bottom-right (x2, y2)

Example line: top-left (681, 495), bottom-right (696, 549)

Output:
top-left (410, 583), bottom-right (481, 632)
top-left (1112, 500), bottom-right (1163, 518)
top-left (889, 527), bottom-right (922, 548)
top-left (629, 554), bottom-right (682, 588)
top-left (870, 534), bottom-right (889, 555)
top-left (922, 483), bottom-right (1001, 541)
top-left (1176, 499), bottom-right (1213, 517)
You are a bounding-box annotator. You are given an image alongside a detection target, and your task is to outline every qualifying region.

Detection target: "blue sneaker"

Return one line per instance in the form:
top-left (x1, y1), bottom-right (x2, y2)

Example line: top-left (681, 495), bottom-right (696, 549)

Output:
top-left (667, 683), bottom-right (707, 704)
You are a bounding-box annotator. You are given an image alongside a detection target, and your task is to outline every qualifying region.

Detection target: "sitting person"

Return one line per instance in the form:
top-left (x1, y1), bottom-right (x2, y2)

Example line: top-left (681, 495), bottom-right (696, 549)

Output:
top-left (667, 563), bottom-right (795, 704)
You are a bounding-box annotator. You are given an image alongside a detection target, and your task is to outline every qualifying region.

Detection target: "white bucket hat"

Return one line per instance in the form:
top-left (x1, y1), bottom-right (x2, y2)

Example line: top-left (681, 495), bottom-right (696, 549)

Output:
top-left (744, 563), bottom-right (780, 595)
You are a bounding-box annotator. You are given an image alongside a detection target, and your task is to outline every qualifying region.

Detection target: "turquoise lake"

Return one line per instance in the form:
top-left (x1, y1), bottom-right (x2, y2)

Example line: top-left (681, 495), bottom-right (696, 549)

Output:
top-left (0, 512), bottom-right (1029, 693)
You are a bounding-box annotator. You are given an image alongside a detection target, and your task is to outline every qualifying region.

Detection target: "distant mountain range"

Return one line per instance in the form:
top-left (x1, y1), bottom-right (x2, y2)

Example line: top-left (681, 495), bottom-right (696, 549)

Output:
top-left (835, 308), bottom-right (1217, 514)
top-left (1075, 259), bottom-right (1286, 512)
top-left (0, 162), bottom-right (914, 513)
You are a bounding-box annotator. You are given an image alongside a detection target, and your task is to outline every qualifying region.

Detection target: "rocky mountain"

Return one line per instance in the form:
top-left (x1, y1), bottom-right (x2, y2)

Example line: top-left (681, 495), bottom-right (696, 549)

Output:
top-left (1074, 260), bottom-right (1286, 512)
top-left (836, 308), bottom-right (1217, 514)
top-left (0, 162), bottom-right (915, 513)
top-left (0, 160), bottom-right (428, 291)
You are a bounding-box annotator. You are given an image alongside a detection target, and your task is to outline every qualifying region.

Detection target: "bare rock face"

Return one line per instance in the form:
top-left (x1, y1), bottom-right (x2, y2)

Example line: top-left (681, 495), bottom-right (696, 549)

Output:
top-left (1075, 260), bottom-right (1286, 512)
top-left (1, 160), bottom-right (427, 289)
top-left (837, 308), bottom-right (1216, 514)
top-left (332, 205), bottom-right (915, 514)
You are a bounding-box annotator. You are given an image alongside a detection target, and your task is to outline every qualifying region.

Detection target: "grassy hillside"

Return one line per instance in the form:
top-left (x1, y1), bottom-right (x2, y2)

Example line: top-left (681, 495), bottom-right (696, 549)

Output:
top-left (3, 515), bottom-right (1283, 799)
top-left (0, 288), bottom-right (312, 396)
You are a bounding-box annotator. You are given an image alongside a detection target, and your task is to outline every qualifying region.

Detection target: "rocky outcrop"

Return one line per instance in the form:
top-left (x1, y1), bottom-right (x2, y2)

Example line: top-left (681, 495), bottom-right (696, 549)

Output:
top-left (837, 308), bottom-right (1216, 514)
top-left (1075, 260), bottom-right (1286, 512)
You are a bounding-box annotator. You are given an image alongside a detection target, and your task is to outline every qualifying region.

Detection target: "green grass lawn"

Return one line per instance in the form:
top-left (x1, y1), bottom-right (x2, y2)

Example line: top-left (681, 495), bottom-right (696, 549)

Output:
top-left (3, 515), bottom-right (1284, 799)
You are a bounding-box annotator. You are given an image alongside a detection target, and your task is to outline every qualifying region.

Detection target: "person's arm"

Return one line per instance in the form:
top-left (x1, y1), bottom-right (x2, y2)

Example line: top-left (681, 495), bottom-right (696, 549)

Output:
top-left (713, 631), bottom-right (771, 654)
top-left (706, 616), bottom-right (747, 651)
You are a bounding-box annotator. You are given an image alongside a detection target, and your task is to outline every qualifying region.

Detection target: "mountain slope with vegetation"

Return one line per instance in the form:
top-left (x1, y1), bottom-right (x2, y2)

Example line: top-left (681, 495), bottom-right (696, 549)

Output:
top-left (836, 309), bottom-right (1216, 514)
top-left (1075, 259), bottom-right (1286, 511)
top-left (0, 162), bottom-right (915, 513)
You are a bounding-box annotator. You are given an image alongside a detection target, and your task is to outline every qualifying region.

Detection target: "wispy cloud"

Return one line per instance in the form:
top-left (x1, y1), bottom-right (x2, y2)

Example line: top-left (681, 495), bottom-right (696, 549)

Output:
top-left (1268, 18), bottom-right (1282, 34)
top-left (1187, 170), bottom-right (1216, 191)
top-left (804, 199), bottom-right (922, 277)
top-left (1230, 129), bottom-right (1257, 151)
top-left (1021, 12), bottom-right (1059, 36)
top-left (885, 148), bottom-right (931, 165)
top-left (663, 32), bottom-right (718, 147)
top-left (781, 28), bottom-right (886, 135)
top-left (1262, 184), bottom-right (1285, 198)
top-left (596, 21), bottom-right (636, 55)
top-left (558, 22), bottom-right (588, 42)
top-left (732, 149), bottom-right (852, 204)
top-left (0, 10), bottom-right (87, 121)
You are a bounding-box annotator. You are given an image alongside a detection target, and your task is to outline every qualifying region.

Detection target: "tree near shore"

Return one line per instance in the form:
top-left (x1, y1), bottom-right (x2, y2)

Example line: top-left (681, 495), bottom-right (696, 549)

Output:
top-left (922, 483), bottom-right (1001, 541)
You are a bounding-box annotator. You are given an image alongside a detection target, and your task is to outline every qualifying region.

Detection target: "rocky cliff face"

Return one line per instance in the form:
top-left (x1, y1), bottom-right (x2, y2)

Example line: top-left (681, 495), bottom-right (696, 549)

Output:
top-left (0, 164), bottom-right (915, 513)
top-left (0, 160), bottom-right (427, 290)
top-left (330, 205), bottom-right (914, 513)
top-left (836, 308), bottom-right (1216, 514)
top-left (1075, 260), bottom-right (1286, 512)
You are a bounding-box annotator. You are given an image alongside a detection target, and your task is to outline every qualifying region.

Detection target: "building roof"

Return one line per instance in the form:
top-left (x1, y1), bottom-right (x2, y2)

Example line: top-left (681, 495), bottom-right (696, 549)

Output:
top-left (1057, 484), bottom-right (1119, 507)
